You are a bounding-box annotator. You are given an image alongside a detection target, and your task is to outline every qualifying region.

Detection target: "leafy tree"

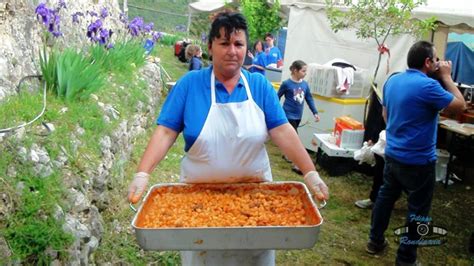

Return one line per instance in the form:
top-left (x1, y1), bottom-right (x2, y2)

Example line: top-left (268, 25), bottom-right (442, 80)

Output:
top-left (325, 0), bottom-right (437, 82)
top-left (241, 0), bottom-right (282, 42)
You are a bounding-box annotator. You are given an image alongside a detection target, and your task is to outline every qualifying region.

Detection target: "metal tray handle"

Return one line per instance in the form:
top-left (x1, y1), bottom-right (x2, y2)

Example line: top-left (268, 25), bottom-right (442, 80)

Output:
top-left (315, 199), bottom-right (327, 209)
top-left (130, 203), bottom-right (137, 212)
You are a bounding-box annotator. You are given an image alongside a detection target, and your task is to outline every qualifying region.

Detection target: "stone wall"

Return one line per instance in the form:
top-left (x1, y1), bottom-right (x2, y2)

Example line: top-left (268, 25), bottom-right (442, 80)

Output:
top-left (0, 61), bottom-right (162, 264)
top-left (0, 1), bottom-right (163, 263)
top-left (0, 0), bottom-right (123, 100)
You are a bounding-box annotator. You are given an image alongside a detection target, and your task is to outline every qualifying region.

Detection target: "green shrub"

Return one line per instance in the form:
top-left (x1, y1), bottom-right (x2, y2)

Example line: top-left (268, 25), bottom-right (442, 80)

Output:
top-left (39, 46), bottom-right (58, 93)
top-left (56, 49), bottom-right (105, 102)
top-left (159, 34), bottom-right (182, 46)
top-left (90, 41), bottom-right (146, 75)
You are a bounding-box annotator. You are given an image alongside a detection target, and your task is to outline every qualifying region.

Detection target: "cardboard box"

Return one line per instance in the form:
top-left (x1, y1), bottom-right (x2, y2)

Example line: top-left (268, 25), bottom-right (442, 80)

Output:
top-left (335, 116), bottom-right (364, 130)
top-left (334, 119), bottom-right (364, 149)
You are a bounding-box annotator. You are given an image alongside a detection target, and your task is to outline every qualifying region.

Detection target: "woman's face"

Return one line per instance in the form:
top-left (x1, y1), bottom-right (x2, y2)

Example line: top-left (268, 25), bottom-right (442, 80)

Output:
top-left (255, 42), bottom-right (263, 52)
top-left (294, 65), bottom-right (307, 80)
top-left (208, 27), bottom-right (247, 78)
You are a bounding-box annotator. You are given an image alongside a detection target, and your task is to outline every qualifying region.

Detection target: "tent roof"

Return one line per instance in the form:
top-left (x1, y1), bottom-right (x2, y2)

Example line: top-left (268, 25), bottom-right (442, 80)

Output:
top-left (188, 0), bottom-right (229, 12)
top-left (282, 0), bottom-right (474, 29)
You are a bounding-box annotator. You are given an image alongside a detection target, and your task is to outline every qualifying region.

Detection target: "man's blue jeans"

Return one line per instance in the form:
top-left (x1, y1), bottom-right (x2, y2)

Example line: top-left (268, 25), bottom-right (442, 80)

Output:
top-left (369, 156), bottom-right (435, 264)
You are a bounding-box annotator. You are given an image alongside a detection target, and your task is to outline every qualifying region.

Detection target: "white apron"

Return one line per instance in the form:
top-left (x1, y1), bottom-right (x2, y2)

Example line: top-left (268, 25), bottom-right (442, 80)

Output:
top-left (180, 71), bottom-right (272, 183)
top-left (180, 70), bottom-right (275, 266)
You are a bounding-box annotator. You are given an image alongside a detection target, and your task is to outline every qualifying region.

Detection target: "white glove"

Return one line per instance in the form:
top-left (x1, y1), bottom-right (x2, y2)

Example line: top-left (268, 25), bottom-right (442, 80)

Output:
top-left (354, 141), bottom-right (375, 166)
top-left (304, 171), bottom-right (329, 201)
top-left (370, 130), bottom-right (386, 158)
top-left (128, 172), bottom-right (150, 204)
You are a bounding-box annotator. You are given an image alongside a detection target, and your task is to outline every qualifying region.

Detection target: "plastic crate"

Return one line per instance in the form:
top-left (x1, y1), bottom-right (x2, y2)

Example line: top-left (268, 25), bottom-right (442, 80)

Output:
top-left (306, 63), bottom-right (371, 98)
top-left (316, 149), bottom-right (355, 176)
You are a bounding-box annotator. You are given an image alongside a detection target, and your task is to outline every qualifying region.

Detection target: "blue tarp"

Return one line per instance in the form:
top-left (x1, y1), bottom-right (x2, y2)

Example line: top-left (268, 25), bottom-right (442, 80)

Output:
top-left (445, 42), bottom-right (474, 85)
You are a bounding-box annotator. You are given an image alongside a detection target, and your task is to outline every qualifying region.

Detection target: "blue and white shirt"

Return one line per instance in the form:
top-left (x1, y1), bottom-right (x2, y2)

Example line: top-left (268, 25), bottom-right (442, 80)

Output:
top-left (278, 79), bottom-right (318, 120)
top-left (265, 46), bottom-right (282, 66)
top-left (158, 66), bottom-right (288, 151)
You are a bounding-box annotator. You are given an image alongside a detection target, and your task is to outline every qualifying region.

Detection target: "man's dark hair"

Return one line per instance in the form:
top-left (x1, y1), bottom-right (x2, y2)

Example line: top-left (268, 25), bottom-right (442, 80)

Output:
top-left (265, 33), bottom-right (274, 40)
top-left (208, 12), bottom-right (248, 47)
top-left (407, 41), bottom-right (435, 69)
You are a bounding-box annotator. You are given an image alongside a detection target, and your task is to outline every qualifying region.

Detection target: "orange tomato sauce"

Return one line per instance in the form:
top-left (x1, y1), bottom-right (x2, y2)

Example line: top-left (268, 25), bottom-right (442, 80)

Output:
top-left (135, 183), bottom-right (315, 228)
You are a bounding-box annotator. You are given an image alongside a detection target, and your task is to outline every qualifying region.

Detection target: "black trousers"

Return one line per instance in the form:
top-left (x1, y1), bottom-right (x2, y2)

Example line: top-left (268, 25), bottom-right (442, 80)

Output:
top-left (369, 154), bottom-right (385, 202)
top-left (288, 119), bottom-right (301, 133)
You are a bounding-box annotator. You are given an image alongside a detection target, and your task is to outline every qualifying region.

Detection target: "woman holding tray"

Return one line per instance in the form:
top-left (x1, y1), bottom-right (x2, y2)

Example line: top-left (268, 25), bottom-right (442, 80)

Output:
top-left (127, 11), bottom-right (329, 266)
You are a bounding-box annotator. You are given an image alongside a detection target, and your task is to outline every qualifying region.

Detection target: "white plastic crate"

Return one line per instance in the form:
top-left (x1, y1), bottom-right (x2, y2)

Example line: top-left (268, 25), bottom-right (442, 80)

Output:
top-left (305, 63), bottom-right (371, 98)
top-left (338, 129), bottom-right (365, 149)
top-left (298, 95), bottom-right (366, 152)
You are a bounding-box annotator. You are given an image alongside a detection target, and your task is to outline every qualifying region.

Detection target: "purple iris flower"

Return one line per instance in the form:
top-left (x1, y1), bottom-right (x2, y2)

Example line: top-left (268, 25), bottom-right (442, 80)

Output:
top-left (99, 28), bottom-right (113, 45)
top-left (143, 22), bottom-right (154, 33)
top-left (72, 12), bottom-right (83, 23)
top-left (87, 11), bottom-right (98, 17)
top-left (36, 3), bottom-right (62, 38)
top-left (52, 30), bottom-right (62, 37)
top-left (87, 19), bottom-right (103, 41)
top-left (35, 3), bottom-right (50, 24)
top-left (106, 43), bottom-right (114, 49)
top-left (152, 31), bottom-right (162, 42)
top-left (128, 17), bottom-right (144, 37)
top-left (58, 0), bottom-right (66, 10)
top-left (100, 7), bottom-right (108, 19)
top-left (119, 12), bottom-right (128, 24)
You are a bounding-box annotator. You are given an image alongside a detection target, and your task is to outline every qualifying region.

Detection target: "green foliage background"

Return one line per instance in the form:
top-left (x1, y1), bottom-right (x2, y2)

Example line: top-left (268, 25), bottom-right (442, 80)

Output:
top-left (241, 0), bottom-right (282, 42)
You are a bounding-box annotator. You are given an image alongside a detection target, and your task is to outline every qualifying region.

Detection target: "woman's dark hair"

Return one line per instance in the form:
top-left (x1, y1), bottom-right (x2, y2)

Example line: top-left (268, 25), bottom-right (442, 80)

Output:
top-left (407, 41), bottom-right (434, 69)
top-left (253, 40), bottom-right (264, 52)
top-left (208, 12), bottom-right (248, 47)
top-left (289, 60), bottom-right (307, 72)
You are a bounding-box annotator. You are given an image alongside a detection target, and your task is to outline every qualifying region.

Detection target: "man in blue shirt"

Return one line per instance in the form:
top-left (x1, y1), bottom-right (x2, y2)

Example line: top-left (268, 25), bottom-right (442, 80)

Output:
top-left (366, 41), bottom-right (465, 265)
top-left (264, 33), bottom-right (282, 66)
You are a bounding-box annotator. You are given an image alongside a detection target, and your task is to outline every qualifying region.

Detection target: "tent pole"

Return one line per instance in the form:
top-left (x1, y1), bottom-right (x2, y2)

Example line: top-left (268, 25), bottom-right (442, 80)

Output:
top-left (187, 8), bottom-right (192, 36)
top-left (123, 0), bottom-right (128, 16)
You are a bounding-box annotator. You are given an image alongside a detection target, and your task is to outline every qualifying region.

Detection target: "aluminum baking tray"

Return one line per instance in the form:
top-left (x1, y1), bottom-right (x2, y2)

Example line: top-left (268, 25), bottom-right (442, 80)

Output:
top-left (130, 181), bottom-right (323, 251)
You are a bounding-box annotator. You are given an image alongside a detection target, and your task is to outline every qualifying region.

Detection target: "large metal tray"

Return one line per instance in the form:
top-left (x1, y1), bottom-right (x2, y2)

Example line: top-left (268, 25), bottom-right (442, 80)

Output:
top-left (130, 181), bottom-right (323, 250)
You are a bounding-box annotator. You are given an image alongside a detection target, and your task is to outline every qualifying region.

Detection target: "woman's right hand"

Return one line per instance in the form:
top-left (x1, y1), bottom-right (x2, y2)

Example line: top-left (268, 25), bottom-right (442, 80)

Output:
top-left (247, 51), bottom-right (254, 59)
top-left (128, 172), bottom-right (150, 203)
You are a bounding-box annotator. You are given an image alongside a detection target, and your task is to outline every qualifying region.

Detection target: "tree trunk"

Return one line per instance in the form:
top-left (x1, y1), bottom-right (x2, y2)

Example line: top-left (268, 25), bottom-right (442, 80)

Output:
top-left (373, 52), bottom-right (383, 83)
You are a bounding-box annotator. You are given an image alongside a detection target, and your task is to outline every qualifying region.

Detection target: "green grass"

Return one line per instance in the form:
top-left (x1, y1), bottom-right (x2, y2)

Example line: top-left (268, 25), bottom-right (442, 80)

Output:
top-left (267, 141), bottom-right (474, 265)
top-left (152, 44), bottom-right (189, 82)
top-left (120, 0), bottom-right (191, 33)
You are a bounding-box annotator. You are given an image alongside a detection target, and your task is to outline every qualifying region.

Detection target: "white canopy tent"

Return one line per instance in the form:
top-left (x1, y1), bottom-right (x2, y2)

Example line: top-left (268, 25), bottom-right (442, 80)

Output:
top-left (281, 0), bottom-right (473, 150)
top-left (186, 0), bottom-right (233, 32)
top-left (281, 0), bottom-right (474, 85)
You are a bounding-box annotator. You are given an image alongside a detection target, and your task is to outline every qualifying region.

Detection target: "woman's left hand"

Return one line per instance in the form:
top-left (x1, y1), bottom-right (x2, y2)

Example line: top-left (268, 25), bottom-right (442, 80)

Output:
top-left (304, 171), bottom-right (329, 201)
top-left (314, 114), bottom-right (320, 122)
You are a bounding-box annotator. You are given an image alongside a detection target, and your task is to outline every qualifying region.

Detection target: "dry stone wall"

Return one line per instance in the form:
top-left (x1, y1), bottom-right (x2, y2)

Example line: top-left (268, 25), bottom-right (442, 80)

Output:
top-left (0, 0), bottom-right (164, 263)
top-left (0, 61), bottom-right (162, 264)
